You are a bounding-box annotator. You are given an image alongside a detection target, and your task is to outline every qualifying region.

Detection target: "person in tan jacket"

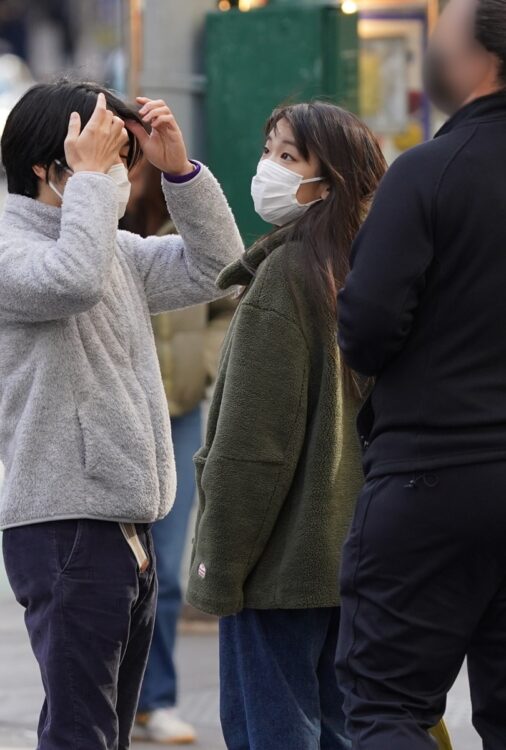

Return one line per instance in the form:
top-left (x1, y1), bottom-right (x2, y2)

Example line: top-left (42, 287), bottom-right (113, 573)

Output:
top-left (153, 291), bottom-right (236, 419)
top-left (121, 157), bottom-right (236, 745)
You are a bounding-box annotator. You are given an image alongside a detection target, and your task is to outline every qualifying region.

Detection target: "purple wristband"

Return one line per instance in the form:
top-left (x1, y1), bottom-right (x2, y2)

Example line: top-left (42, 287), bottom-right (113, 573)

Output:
top-left (163, 160), bottom-right (201, 184)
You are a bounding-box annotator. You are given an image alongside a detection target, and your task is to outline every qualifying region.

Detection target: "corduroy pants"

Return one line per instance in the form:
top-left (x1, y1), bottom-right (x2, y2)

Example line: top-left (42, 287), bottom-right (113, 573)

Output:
top-left (3, 519), bottom-right (157, 750)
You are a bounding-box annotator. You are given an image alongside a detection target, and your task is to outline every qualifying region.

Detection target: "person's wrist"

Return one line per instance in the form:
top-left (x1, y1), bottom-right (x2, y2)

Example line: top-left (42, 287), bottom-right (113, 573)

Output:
top-left (163, 160), bottom-right (195, 178)
top-left (71, 163), bottom-right (109, 174)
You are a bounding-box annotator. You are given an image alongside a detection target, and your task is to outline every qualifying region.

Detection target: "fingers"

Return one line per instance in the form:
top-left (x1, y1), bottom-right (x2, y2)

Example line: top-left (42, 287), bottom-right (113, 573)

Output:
top-left (111, 115), bottom-right (125, 135)
top-left (87, 94), bottom-right (123, 138)
top-left (82, 104), bottom-right (114, 140)
top-left (81, 99), bottom-right (120, 146)
top-left (109, 116), bottom-right (126, 149)
top-left (89, 91), bottom-right (107, 124)
top-left (64, 111), bottom-right (81, 167)
top-left (66, 111), bottom-right (81, 142)
top-left (150, 114), bottom-right (178, 131)
top-left (136, 98), bottom-right (178, 135)
top-left (137, 98), bottom-right (171, 118)
top-left (141, 106), bottom-right (174, 124)
top-left (137, 96), bottom-right (165, 108)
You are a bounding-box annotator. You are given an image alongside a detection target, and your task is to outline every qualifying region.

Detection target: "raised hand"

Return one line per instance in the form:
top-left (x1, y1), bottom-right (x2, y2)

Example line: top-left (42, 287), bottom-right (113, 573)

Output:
top-left (64, 93), bottom-right (128, 174)
top-left (126, 97), bottom-right (194, 177)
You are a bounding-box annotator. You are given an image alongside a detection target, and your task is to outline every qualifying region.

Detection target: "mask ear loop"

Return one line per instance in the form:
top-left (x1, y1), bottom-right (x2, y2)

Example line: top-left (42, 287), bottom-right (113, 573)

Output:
top-left (49, 160), bottom-right (74, 202)
top-left (54, 158), bottom-right (74, 176)
top-left (300, 176), bottom-right (325, 185)
top-left (296, 176), bottom-right (326, 208)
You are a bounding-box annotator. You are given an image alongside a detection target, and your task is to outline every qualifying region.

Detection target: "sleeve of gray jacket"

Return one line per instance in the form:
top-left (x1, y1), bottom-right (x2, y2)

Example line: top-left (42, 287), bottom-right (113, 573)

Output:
top-left (0, 172), bottom-right (119, 323)
top-left (122, 164), bottom-right (244, 315)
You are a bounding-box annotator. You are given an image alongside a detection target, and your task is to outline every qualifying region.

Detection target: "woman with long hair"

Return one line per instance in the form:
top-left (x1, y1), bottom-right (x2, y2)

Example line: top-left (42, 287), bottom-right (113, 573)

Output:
top-left (187, 100), bottom-right (454, 750)
top-left (185, 100), bottom-right (384, 749)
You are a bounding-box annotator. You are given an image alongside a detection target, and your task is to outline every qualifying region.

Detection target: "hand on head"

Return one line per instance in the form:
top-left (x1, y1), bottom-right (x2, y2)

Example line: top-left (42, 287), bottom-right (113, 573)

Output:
top-left (64, 92), bottom-right (128, 174)
top-left (126, 97), bottom-right (193, 177)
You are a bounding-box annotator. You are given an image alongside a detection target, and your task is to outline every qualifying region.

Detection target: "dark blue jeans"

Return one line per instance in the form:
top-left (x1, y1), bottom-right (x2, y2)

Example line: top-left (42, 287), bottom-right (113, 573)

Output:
top-left (138, 405), bottom-right (202, 712)
top-left (220, 607), bottom-right (350, 750)
top-left (2, 519), bottom-right (157, 750)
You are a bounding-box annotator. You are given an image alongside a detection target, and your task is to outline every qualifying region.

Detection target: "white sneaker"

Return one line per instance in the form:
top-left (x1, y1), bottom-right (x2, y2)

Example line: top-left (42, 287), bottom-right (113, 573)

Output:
top-left (133, 708), bottom-right (197, 745)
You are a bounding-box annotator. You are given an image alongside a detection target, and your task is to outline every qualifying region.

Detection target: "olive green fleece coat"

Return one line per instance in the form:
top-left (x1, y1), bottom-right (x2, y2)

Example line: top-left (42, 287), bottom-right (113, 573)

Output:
top-left (187, 241), bottom-right (364, 617)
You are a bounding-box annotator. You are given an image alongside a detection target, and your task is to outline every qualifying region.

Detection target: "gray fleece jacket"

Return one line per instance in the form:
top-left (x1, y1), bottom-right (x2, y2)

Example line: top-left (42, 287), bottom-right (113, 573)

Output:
top-left (0, 165), bottom-right (243, 530)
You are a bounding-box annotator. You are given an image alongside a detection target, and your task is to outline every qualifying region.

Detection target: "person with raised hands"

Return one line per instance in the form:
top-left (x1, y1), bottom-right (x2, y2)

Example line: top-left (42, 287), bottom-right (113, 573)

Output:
top-left (0, 79), bottom-right (242, 750)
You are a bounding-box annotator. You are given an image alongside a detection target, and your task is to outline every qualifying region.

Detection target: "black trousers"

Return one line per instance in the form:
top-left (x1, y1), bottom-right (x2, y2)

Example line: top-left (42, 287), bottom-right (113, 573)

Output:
top-left (336, 462), bottom-right (506, 750)
top-left (3, 519), bottom-right (157, 750)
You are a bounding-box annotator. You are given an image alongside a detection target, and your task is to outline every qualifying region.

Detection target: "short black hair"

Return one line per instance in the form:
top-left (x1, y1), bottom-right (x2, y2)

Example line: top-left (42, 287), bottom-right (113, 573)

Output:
top-left (1, 78), bottom-right (145, 198)
top-left (476, 0), bottom-right (506, 85)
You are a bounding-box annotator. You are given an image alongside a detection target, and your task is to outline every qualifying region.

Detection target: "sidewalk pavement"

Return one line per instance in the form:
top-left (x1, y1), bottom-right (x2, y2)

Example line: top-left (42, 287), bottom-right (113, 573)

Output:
top-left (0, 591), bottom-right (480, 750)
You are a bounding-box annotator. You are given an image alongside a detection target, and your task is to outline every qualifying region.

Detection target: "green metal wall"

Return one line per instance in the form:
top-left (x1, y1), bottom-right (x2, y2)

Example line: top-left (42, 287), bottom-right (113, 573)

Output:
top-left (205, 5), bottom-right (359, 243)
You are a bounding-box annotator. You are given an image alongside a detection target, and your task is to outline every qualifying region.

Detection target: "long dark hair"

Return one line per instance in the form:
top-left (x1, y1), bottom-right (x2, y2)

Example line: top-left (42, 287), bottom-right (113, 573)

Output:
top-left (255, 101), bottom-right (387, 397)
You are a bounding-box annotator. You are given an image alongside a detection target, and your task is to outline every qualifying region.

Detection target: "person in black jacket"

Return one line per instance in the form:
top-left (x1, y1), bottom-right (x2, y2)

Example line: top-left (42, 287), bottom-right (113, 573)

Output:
top-left (335, 0), bottom-right (506, 747)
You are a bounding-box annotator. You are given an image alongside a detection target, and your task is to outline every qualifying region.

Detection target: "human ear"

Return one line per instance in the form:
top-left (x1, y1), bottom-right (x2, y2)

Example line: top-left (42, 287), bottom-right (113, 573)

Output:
top-left (32, 164), bottom-right (47, 181)
top-left (320, 182), bottom-right (331, 200)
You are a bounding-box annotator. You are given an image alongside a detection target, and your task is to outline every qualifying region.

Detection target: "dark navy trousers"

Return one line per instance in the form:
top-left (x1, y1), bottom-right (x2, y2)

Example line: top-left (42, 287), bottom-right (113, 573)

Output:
top-left (2, 519), bottom-right (157, 750)
top-left (336, 463), bottom-right (506, 750)
top-left (220, 607), bottom-right (350, 750)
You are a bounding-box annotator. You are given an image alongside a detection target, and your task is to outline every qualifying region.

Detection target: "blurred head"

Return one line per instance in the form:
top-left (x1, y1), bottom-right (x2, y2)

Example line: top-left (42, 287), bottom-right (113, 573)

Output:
top-left (424, 0), bottom-right (506, 114)
top-left (254, 101), bottom-right (387, 395)
top-left (1, 78), bottom-right (145, 199)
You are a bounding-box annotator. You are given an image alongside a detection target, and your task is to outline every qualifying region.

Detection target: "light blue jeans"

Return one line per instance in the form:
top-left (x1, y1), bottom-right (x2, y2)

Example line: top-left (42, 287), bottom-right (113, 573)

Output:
top-left (138, 405), bottom-right (202, 712)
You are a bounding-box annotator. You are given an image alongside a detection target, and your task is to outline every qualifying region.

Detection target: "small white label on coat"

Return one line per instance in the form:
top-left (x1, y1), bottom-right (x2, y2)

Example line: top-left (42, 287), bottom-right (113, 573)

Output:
top-left (198, 562), bottom-right (207, 579)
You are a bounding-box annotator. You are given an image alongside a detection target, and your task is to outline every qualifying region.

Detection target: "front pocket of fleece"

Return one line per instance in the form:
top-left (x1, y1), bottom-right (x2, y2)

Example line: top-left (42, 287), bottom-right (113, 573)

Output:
top-left (77, 396), bottom-right (159, 498)
top-left (194, 449), bottom-right (209, 515)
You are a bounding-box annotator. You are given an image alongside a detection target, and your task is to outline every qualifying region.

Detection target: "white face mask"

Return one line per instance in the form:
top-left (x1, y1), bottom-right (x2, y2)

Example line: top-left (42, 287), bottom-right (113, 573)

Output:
top-left (107, 162), bottom-right (131, 220)
top-left (251, 159), bottom-right (324, 226)
top-left (49, 161), bottom-right (131, 220)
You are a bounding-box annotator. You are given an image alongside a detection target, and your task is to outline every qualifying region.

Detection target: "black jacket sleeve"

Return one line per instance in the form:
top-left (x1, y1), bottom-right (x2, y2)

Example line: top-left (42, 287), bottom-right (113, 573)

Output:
top-left (338, 149), bottom-right (435, 376)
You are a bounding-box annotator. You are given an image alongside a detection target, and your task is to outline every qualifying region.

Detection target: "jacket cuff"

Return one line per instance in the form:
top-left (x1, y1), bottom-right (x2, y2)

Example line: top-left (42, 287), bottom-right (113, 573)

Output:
top-left (163, 160), bottom-right (201, 184)
top-left (187, 573), bottom-right (244, 617)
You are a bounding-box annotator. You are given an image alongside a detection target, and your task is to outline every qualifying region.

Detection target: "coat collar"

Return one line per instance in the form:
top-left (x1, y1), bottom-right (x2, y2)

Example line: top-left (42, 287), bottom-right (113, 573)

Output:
top-left (435, 91), bottom-right (506, 139)
top-left (1, 193), bottom-right (62, 240)
top-left (217, 231), bottom-right (289, 291)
